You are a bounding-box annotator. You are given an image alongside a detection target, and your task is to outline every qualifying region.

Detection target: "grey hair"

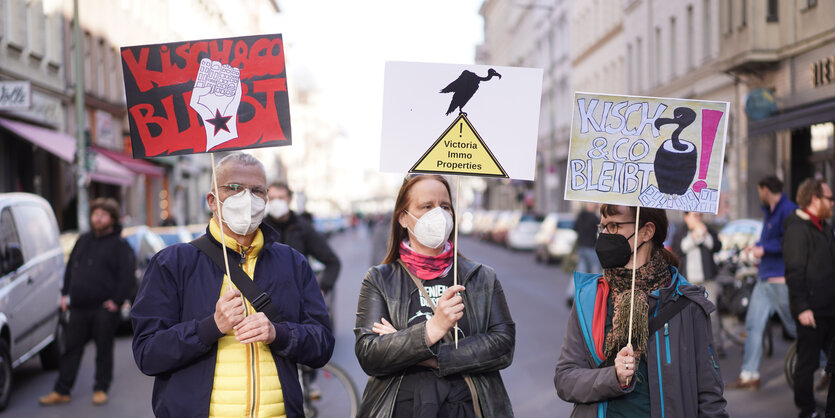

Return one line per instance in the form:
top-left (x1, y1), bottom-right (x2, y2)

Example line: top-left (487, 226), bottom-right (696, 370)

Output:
top-left (211, 152), bottom-right (266, 190)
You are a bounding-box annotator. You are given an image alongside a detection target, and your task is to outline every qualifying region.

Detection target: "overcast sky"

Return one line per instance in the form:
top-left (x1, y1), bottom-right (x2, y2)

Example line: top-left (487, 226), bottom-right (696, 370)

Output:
top-left (276, 0), bottom-right (484, 171)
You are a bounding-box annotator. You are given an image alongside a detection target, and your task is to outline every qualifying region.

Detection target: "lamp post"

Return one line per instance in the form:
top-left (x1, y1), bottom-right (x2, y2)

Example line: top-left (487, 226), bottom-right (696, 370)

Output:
top-left (73, 0), bottom-right (88, 231)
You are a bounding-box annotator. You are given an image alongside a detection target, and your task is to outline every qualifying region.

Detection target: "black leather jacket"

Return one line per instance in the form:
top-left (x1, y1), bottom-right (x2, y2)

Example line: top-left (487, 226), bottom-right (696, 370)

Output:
top-left (354, 258), bottom-right (515, 417)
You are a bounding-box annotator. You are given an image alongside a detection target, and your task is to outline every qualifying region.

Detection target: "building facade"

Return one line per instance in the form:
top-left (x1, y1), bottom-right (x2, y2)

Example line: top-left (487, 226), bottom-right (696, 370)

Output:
top-left (0, 0), bottom-right (280, 230)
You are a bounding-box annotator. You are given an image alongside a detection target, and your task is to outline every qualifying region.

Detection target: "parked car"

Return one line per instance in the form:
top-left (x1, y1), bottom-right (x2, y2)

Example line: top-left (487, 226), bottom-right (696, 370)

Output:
top-left (151, 225), bottom-right (194, 246)
top-left (507, 214), bottom-right (544, 251)
top-left (534, 213), bottom-right (575, 263)
top-left (472, 210), bottom-right (499, 240)
top-left (0, 193), bottom-right (66, 410)
top-left (121, 225), bottom-right (166, 325)
top-left (546, 218), bottom-right (578, 263)
top-left (458, 210), bottom-right (475, 235)
top-left (490, 210), bottom-right (522, 245)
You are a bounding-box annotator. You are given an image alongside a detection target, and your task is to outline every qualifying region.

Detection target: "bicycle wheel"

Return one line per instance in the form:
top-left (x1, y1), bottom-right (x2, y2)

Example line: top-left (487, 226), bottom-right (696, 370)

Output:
top-left (305, 362), bottom-right (360, 418)
top-left (785, 341), bottom-right (797, 388)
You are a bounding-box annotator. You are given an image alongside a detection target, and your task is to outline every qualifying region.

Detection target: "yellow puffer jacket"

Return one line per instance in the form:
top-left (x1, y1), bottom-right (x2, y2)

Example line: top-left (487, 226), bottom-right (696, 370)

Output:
top-left (208, 220), bottom-right (285, 418)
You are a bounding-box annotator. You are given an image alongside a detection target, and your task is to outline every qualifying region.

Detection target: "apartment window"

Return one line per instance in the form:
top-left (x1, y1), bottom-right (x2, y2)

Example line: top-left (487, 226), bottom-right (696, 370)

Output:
top-left (767, 0), bottom-right (778, 22)
top-left (637, 37), bottom-right (643, 91)
top-left (687, 6), bottom-right (694, 69)
top-left (670, 17), bottom-right (677, 78)
top-left (725, 0), bottom-right (733, 34)
top-left (84, 32), bottom-right (92, 93)
top-left (655, 27), bottom-right (662, 85)
top-left (627, 43), bottom-right (633, 92)
top-left (703, 0), bottom-right (712, 60)
top-left (741, 0), bottom-right (747, 27)
top-left (98, 39), bottom-right (108, 97)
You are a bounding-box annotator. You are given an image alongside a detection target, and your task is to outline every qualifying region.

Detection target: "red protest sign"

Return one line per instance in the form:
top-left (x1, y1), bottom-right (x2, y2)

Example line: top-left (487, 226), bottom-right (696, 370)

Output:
top-left (121, 33), bottom-right (292, 158)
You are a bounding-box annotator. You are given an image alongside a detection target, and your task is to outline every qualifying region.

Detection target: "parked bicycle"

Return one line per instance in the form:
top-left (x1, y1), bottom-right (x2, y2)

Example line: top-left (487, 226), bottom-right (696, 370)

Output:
top-left (784, 341), bottom-right (828, 409)
top-left (299, 362), bottom-right (360, 418)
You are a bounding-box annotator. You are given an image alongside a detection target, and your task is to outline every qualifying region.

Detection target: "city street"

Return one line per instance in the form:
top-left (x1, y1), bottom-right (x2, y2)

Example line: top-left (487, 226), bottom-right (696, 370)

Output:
top-left (3, 226), bottom-right (813, 417)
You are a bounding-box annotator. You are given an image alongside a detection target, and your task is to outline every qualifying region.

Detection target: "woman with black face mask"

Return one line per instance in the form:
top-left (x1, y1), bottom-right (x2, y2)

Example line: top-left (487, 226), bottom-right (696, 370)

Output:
top-left (554, 204), bottom-right (728, 418)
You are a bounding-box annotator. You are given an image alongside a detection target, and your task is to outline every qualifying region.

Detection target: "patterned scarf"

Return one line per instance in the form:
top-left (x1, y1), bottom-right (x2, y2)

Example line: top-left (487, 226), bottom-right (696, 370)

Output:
top-left (602, 251), bottom-right (671, 363)
top-left (399, 240), bottom-right (454, 280)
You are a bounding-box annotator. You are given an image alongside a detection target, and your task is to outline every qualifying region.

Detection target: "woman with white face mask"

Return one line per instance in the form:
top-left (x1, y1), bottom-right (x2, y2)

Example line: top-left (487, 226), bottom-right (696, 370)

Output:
top-left (354, 174), bottom-right (516, 417)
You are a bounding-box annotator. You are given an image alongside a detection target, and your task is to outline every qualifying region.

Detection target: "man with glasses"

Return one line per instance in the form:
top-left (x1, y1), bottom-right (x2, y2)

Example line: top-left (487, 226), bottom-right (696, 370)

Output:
top-left (130, 152), bottom-right (334, 417)
top-left (783, 178), bottom-right (835, 418)
top-left (727, 175), bottom-right (798, 391)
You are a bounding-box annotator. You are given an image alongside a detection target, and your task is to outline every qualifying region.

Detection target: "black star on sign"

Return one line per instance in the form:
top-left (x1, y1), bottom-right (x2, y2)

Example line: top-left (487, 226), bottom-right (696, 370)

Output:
top-left (205, 110), bottom-right (232, 135)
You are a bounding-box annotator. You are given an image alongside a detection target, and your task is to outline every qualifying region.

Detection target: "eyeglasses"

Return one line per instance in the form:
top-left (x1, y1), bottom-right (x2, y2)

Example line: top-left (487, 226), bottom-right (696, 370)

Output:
top-left (597, 222), bottom-right (634, 235)
top-left (820, 194), bottom-right (835, 203)
top-left (219, 183), bottom-right (268, 199)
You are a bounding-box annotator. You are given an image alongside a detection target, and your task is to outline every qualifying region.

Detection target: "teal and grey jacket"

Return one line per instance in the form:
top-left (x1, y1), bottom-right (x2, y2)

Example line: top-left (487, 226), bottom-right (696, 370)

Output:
top-left (554, 267), bottom-right (728, 418)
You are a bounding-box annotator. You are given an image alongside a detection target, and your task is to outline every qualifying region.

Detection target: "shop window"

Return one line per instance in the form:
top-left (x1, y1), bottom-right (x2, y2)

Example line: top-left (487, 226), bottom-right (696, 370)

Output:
top-left (811, 122), bottom-right (834, 153)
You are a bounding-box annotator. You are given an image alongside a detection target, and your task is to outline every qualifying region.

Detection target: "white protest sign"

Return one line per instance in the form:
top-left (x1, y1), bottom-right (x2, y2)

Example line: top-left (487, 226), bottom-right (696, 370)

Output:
top-left (565, 92), bottom-right (730, 214)
top-left (380, 61), bottom-right (542, 180)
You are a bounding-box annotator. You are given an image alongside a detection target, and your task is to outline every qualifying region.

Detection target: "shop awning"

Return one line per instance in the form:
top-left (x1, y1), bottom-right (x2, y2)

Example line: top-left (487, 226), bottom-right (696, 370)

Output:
top-left (0, 117), bottom-right (76, 162)
top-left (0, 117), bottom-right (135, 186)
top-left (92, 146), bottom-right (165, 178)
top-left (89, 151), bottom-right (135, 186)
top-left (749, 99), bottom-right (835, 137)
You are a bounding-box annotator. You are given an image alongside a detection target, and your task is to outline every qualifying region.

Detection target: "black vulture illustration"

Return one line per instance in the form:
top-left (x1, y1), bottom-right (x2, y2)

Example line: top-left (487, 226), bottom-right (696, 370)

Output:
top-left (440, 68), bottom-right (502, 115)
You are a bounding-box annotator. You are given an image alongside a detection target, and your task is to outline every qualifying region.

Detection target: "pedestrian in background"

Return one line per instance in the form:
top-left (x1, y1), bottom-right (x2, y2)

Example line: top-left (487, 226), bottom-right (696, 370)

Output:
top-left (263, 181), bottom-right (341, 300)
top-left (574, 202), bottom-right (601, 274)
top-left (130, 153), bottom-right (333, 417)
top-left (39, 198), bottom-right (135, 407)
top-left (555, 204), bottom-right (727, 417)
top-left (354, 174), bottom-right (515, 417)
top-left (783, 178), bottom-right (835, 418)
top-left (727, 175), bottom-right (798, 390)
top-left (671, 211), bottom-right (721, 312)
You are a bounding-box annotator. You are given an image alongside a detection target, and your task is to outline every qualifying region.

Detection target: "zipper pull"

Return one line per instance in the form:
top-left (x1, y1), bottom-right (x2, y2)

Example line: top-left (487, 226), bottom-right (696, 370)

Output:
top-left (663, 323), bottom-right (670, 336)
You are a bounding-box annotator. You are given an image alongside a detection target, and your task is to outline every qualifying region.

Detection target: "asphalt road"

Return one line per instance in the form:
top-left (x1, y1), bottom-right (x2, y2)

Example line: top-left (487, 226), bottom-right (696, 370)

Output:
top-left (4, 226), bottom-right (810, 417)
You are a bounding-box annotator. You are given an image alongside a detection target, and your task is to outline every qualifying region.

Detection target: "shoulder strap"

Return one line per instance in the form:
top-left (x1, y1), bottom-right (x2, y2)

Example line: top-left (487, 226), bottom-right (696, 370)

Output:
top-left (648, 296), bottom-right (692, 334)
top-left (190, 235), bottom-right (283, 323)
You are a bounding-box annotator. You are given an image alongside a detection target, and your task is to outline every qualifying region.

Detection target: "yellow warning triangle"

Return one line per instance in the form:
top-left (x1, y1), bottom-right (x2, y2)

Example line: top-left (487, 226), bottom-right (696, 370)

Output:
top-left (410, 113), bottom-right (508, 178)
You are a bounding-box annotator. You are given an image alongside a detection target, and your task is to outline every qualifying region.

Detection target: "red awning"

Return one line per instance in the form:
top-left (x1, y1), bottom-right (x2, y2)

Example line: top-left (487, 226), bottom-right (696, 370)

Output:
top-left (89, 152), bottom-right (135, 186)
top-left (0, 117), bottom-right (136, 186)
top-left (92, 147), bottom-right (165, 177)
top-left (0, 117), bottom-right (76, 162)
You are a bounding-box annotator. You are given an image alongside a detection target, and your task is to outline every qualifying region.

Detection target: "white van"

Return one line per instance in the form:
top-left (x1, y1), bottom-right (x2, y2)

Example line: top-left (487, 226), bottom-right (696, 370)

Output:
top-left (0, 193), bottom-right (65, 409)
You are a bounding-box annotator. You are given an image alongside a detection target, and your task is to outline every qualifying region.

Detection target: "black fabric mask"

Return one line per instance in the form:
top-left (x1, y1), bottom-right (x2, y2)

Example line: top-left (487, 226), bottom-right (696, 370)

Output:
top-left (595, 232), bottom-right (645, 269)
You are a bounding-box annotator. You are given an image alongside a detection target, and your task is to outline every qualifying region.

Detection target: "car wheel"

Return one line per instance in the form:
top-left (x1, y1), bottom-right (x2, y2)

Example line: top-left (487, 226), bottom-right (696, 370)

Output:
top-left (0, 339), bottom-right (12, 410)
top-left (40, 312), bottom-right (65, 370)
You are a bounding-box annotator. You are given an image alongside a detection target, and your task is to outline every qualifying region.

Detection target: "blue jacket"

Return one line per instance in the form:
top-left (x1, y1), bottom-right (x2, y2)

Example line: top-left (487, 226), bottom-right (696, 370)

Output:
top-left (554, 267), bottom-right (728, 418)
top-left (131, 224), bottom-right (334, 417)
top-left (757, 194), bottom-right (797, 280)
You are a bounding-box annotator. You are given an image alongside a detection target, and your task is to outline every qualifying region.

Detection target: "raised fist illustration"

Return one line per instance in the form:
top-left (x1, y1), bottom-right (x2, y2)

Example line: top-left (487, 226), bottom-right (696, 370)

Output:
top-left (190, 58), bottom-right (242, 151)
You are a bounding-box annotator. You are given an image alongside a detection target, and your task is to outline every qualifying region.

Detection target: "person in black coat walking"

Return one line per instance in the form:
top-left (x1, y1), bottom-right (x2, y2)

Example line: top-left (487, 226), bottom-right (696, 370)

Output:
top-left (783, 178), bottom-right (835, 418)
top-left (263, 182), bottom-right (341, 298)
top-left (39, 198), bottom-right (135, 407)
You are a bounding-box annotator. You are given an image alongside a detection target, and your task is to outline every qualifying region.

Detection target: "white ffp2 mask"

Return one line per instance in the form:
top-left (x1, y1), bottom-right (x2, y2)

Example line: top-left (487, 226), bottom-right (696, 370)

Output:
top-left (406, 207), bottom-right (454, 249)
top-left (266, 198), bottom-right (289, 219)
top-left (216, 189), bottom-right (266, 236)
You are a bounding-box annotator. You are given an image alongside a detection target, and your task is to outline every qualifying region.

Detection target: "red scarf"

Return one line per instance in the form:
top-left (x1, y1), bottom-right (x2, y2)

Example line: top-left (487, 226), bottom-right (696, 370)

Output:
top-left (399, 240), bottom-right (454, 280)
top-left (803, 209), bottom-right (823, 231)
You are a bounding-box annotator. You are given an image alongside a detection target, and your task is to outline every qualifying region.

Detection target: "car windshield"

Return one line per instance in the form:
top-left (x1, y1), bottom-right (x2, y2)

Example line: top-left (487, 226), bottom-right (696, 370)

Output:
top-left (158, 234), bottom-right (181, 246)
top-left (557, 220), bottom-right (574, 229)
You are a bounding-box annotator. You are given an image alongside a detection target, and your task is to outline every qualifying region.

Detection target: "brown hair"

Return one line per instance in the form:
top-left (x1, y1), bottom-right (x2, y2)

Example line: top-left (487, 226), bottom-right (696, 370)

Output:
top-left (90, 197), bottom-right (121, 225)
top-left (268, 181), bottom-right (292, 199)
top-left (796, 178), bottom-right (826, 209)
top-left (599, 204), bottom-right (679, 268)
top-left (382, 175), bottom-right (456, 265)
